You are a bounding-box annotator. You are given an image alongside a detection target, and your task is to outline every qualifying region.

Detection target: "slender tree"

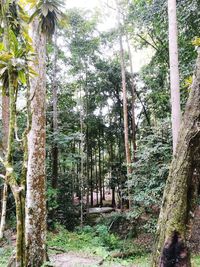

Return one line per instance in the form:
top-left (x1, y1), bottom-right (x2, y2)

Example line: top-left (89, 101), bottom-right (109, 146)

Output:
top-left (168, 0), bottom-right (181, 154)
top-left (51, 29), bottom-right (59, 189)
top-left (0, 57), bottom-right (9, 241)
top-left (117, 2), bottom-right (132, 208)
top-left (125, 34), bottom-right (136, 161)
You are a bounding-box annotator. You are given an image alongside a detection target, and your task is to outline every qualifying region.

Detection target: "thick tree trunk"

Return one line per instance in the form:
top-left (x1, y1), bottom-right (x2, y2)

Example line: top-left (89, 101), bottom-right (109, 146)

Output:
top-left (168, 0), bottom-right (181, 154)
top-left (152, 49), bottom-right (200, 267)
top-left (25, 18), bottom-right (47, 266)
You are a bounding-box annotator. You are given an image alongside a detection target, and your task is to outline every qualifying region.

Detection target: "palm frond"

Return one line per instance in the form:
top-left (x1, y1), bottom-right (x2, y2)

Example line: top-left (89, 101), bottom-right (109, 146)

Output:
top-left (30, 0), bottom-right (63, 36)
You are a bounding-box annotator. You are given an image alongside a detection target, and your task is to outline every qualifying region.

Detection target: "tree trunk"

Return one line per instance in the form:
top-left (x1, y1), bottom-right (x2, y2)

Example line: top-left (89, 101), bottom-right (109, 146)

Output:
top-left (25, 18), bottom-right (47, 266)
top-left (90, 148), bottom-right (93, 207)
top-left (95, 150), bottom-right (99, 206)
top-left (0, 88), bottom-right (9, 239)
top-left (86, 126), bottom-right (90, 212)
top-left (0, 183), bottom-right (8, 239)
top-left (152, 48), bottom-right (200, 267)
top-left (168, 0), bottom-right (181, 154)
top-left (125, 34), bottom-right (136, 161)
top-left (118, 15), bottom-right (132, 208)
top-left (52, 30), bottom-right (59, 189)
top-left (98, 129), bottom-right (103, 207)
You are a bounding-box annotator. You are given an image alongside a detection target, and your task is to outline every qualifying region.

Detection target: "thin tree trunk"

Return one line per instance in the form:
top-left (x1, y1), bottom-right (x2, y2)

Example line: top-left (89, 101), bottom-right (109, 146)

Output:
top-left (90, 148), bottom-right (93, 207)
top-left (118, 9), bottom-right (132, 208)
top-left (25, 18), bottom-right (47, 266)
top-left (95, 150), bottom-right (99, 206)
top-left (110, 143), bottom-right (116, 208)
top-left (0, 183), bottom-right (8, 239)
top-left (0, 88), bottom-right (9, 239)
top-left (98, 129), bottom-right (103, 207)
top-left (86, 126), bottom-right (90, 212)
top-left (168, 0), bottom-right (181, 154)
top-left (52, 30), bottom-right (59, 189)
top-left (80, 92), bottom-right (84, 227)
top-left (152, 49), bottom-right (200, 267)
top-left (125, 34), bottom-right (136, 161)
top-left (102, 133), bottom-right (105, 201)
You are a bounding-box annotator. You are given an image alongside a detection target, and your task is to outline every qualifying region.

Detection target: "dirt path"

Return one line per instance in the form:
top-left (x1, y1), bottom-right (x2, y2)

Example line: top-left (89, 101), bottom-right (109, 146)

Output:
top-left (50, 252), bottom-right (101, 267)
top-left (50, 252), bottom-right (133, 267)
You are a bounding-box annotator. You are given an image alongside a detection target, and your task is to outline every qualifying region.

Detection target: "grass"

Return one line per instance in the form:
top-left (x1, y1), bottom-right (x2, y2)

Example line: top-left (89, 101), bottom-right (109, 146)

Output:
top-left (0, 246), bottom-right (13, 267)
top-left (192, 255), bottom-right (200, 267)
top-left (47, 224), bottom-right (149, 266)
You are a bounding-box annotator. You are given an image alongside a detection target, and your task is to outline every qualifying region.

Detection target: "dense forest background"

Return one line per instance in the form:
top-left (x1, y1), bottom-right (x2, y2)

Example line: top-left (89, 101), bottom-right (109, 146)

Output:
top-left (0, 0), bottom-right (200, 266)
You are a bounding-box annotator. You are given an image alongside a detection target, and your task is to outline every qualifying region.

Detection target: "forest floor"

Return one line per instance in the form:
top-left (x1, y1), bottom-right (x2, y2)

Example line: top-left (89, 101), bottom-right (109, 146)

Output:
top-left (1, 205), bottom-right (200, 266)
top-left (1, 223), bottom-right (200, 267)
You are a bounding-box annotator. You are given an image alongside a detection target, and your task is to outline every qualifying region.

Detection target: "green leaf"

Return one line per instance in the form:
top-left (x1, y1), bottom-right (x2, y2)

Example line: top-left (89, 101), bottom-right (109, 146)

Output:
top-left (0, 43), bottom-right (5, 52)
top-left (41, 4), bottom-right (49, 17)
top-left (18, 70), bottom-right (26, 85)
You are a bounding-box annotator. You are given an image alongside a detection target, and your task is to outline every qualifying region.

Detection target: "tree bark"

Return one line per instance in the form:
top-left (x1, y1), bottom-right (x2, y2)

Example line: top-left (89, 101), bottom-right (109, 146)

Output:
top-left (90, 148), bottom-right (93, 207)
top-left (25, 18), bottom-right (47, 266)
top-left (0, 88), bottom-right (9, 240)
top-left (98, 129), bottom-right (103, 207)
top-left (51, 30), bottom-right (59, 189)
top-left (168, 0), bottom-right (181, 154)
top-left (125, 34), bottom-right (136, 161)
top-left (152, 48), bottom-right (200, 267)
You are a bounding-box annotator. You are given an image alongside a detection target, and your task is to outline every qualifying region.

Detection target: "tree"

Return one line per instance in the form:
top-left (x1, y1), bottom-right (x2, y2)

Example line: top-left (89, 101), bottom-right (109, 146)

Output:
top-left (152, 48), bottom-right (200, 267)
top-left (168, 0), bottom-right (181, 154)
top-left (0, 1), bottom-right (30, 264)
top-left (0, 20), bottom-right (10, 241)
top-left (25, 1), bottom-right (61, 265)
top-left (117, 2), bottom-right (132, 208)
top-left (51, 30), bottom-right (59, 189)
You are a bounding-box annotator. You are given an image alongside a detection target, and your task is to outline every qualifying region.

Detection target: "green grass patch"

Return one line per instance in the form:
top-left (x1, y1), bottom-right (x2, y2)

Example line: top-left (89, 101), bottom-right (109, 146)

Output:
top-left (192, 255), bottom-right (200, 267)
top-left (0, 246), bottom-right (13, 267)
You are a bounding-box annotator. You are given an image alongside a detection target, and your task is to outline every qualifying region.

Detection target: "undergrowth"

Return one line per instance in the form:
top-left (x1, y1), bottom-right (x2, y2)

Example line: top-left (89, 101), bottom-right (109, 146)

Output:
top-left (47, 224), bottom-right (149, 265)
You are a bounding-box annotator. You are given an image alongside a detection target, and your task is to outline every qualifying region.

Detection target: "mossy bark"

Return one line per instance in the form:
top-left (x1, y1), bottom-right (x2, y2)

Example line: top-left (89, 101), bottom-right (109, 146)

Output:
top-left (25, 18), bottom-right (47, 266)
top-left (152, 48), bottom-right (200, 267)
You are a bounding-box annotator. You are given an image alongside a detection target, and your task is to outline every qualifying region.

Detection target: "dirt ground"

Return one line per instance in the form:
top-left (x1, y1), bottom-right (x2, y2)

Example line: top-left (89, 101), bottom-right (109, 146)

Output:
top-left (50, 252), bottom-right (133, 267)
top-left (50, 252), bottom-right (102, 267)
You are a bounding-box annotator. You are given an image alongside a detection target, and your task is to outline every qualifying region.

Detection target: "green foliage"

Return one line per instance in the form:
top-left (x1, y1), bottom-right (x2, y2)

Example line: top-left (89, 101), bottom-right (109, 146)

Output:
top-left (192, 255), bottom-right (200, 267)
top-left (130, 121), bottom-right (172, 210)
top-left (29, 0), bottom-right (63, 35)
top-left (0, 247), bottom-right (13, 267)
top-left (47, 224), bottom-right (150, 264)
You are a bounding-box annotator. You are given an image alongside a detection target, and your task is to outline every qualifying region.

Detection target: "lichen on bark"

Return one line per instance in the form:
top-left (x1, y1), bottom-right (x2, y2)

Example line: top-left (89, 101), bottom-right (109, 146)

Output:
top-left (25, 17), bottom-right (47, 266)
